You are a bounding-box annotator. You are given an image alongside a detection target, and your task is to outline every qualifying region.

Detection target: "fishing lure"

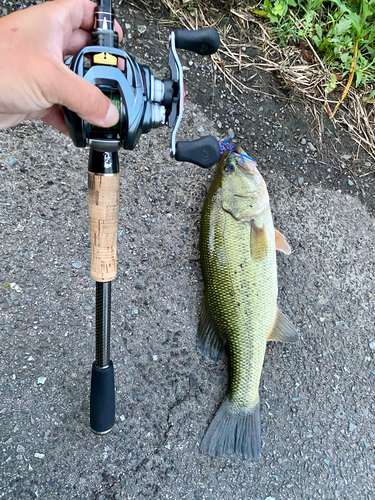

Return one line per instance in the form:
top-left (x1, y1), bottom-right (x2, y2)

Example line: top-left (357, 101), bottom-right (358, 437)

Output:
top-left (219, 136), bottom-right (257, 165)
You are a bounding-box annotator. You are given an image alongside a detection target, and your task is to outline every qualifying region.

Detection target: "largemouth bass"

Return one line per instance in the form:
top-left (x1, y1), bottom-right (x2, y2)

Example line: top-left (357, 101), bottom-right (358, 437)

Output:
top-left (198, 145), bottom-right (298, 460)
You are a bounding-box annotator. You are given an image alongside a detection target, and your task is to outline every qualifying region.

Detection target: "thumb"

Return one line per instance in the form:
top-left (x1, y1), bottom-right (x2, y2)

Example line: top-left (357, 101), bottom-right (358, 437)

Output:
top-left (54, 64), bottom-right (120, 128)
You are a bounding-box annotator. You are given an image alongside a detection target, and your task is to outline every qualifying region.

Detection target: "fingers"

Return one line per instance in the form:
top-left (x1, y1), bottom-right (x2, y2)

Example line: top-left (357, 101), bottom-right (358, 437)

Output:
top-left (62, 1), bottom-right (123, 56)
top-left (64, 29), bottom-right (92, 57)
top-left (54, 0), bottom-right (96, 32)
top-left (0, 112), bottom-right (28, 130)
top-left (41, 105), bottom-right (69, 135)
top-left (114, 20), bottom-right (123, 42)
top-left (54, 64), bottom-right (119, 128)
top-left (64, 23), bottom-right (123, 56)
top-left (56, 0), bottom-right (123, 41)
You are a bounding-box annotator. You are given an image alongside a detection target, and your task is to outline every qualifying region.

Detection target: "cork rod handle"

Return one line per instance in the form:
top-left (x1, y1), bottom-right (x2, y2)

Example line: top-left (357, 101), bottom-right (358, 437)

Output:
top-left (88, 172), bottom-right (120, 282)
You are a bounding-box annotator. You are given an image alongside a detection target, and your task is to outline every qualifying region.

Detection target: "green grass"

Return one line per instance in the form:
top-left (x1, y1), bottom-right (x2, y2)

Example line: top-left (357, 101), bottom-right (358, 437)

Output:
top-left (258, 0), bottom-right (375, 95)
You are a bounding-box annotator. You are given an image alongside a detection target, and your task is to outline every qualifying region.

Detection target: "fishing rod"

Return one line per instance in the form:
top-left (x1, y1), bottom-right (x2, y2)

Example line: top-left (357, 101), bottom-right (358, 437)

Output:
top-left (63, 0), bottom-right (221, 434)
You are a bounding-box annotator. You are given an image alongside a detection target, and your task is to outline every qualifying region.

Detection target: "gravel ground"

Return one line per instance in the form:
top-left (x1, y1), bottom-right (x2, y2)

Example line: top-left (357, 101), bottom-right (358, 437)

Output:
top-left (0, 2), bottom-right (374, 499)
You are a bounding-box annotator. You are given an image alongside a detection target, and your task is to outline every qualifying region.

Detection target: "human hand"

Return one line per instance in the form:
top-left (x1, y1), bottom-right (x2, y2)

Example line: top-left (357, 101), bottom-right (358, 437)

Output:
top-left (0, 0), bottom-right (123, 133)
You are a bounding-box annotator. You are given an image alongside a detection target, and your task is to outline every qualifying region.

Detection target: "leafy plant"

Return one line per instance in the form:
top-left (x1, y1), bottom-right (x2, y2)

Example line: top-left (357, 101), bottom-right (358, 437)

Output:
top-left (259, 0), bottom-right (375, 92)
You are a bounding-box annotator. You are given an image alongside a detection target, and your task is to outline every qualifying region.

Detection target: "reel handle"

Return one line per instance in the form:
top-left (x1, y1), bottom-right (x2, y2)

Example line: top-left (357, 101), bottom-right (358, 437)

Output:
top-left (175, 136), bottom-right (220, 168)
top-left (175, 28), bottom-right (220, 55)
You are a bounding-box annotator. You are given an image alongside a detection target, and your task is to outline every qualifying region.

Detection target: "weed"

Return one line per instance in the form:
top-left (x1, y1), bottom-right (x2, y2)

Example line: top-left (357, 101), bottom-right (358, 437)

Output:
top-left (259, 0), bottom-right (375, 93)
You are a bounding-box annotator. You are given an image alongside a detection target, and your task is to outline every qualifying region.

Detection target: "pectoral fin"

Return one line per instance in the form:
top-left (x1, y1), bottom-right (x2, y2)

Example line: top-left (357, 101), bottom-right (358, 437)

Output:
top-left (250, 220), bottom-right (268, 261)
top-left (268, 309), bottom-right (299, 343)
top-left (197, 295), bottom-right (225, 361)
top-left (275, 229), bottom-right (291, 255)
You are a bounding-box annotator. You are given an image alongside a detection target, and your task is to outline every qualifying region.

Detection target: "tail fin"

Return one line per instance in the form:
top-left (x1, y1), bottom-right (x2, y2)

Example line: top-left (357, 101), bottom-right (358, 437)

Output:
top-left (200, 397), bottom-right (261, 460)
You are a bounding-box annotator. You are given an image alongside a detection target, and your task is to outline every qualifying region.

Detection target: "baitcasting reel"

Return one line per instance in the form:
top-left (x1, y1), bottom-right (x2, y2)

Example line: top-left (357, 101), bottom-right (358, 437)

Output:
top-left (63, 1), bottom-right (221, 168)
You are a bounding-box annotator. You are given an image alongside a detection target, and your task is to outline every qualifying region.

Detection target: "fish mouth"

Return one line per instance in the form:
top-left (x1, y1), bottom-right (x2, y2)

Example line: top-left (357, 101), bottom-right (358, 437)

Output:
top-left (235, 155), bottom-right (257, 175)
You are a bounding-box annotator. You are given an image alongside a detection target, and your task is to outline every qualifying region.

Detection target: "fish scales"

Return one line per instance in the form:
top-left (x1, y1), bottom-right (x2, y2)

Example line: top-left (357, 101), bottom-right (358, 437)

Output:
top-left (201, 194), bottom-right (277, 409)
top-left (198, 148), bottom-right (298, 460)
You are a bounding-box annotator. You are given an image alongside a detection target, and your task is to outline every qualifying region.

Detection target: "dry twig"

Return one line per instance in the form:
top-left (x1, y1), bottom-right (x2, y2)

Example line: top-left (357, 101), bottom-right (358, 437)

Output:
top-left (153, 0), bottom-right (375, 167)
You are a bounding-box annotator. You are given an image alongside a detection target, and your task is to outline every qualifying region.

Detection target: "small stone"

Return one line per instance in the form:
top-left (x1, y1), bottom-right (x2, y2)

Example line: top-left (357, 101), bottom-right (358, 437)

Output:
top-left (16, 224), bottom-right (24, 232)
top-left (131, 307), bottom-right (138, 316)
top-left (365, 162), bottom-right (371, 167)
top-left (34, 453), bottom-right (45, 459)
top-left (265, 497), bottom-right (276, 500)
top-left (216, 120), bottom-right (222, 129)
top-left (189, 374), bottom-right (197, 387)
top-left (120, 415), bottom-right (125, 422)
top-left (348, 179), bottom-right (354, 186)
top-left (324, 459), bottom-right (330, 465)
top-left (258, 106), bottom-right (263, 112)
top-left (323, 351), bottom-right (327, 357)
top-left (37, 377), bottom-right (47, 385)
top-left (342, 154), bottom-right (351, 160)
top-left (369, 340), bottom-right (375, 349)
top-left (72, 261), bottom-right (82, 269)
top-left (298, 177), bottom-right (304, 185)
top-left (137, 25), bottom-right (147, 34)
top-left (17, 445), bottom-right (25, 453)
top-left (197, 125), bottom-right (204, 133)
top-left (152, 355), bottom-right (158, 361)
top-left (307, 142), bottom-right (316, 152)
top-left (301, 138), bottom-right (307, 145)
top-left (319, 317), bottom-right (325, 322)
top-left (349, 423), bottom-right (356, 432)
top-left (7, 156), bottom-right (18, 167)
top-left (125, 23), bottom-right (131, 30)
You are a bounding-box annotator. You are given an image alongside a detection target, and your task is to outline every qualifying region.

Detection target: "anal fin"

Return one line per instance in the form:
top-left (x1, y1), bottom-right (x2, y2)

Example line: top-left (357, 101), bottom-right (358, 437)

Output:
top-left (197, 295), bottom-right (225, 361)
top-left (268, 309), bottom-right (299, 343)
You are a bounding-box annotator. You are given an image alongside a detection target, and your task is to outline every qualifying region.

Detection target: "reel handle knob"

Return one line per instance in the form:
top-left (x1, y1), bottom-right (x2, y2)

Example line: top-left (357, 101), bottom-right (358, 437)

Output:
top-left (175, 136), bottom-right (220, 168)
top-left (175, 28), bottom-right (220, 55)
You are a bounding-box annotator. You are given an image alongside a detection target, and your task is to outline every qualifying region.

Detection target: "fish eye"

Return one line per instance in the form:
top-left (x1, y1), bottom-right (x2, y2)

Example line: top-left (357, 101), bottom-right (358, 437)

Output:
top-left (224, 163), bottom-right (235, 173)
